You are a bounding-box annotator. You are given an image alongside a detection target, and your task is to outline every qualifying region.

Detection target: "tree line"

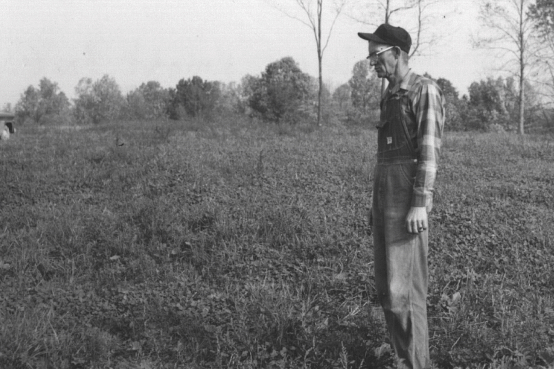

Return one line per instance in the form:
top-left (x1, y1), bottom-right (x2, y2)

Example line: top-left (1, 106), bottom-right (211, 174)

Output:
top-left (9, 53), bottom-right (552, 133)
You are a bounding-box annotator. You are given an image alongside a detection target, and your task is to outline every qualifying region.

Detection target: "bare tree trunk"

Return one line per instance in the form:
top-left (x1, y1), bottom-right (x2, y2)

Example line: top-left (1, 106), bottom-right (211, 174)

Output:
top-left (475, 0), bottom-right (539, 135)
top-left (272, 0), bottom-right (346, 126)
top-left (318, 54), bottom-right (323, 125)
top-left (317, 0), bottom-right (323, 126)
top-left (519, 63), bottom-right (525, 134)
top-left (518, 0), bottom-right (525, 134)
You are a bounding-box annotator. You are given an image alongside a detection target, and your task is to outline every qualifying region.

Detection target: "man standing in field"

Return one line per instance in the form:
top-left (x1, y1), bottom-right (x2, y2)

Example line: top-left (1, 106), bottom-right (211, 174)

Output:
top-left (358, 24), bottom-right (445, 368)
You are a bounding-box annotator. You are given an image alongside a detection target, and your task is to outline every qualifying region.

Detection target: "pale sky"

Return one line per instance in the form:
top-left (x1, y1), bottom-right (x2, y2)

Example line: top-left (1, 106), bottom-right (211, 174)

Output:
top-left (1, 0), bottom-right (496, 107)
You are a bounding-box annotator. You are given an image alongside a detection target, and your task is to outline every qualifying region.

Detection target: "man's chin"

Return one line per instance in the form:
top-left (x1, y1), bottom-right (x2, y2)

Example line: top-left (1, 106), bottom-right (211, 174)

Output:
top-left (375, 69), bottom-right (385, 78)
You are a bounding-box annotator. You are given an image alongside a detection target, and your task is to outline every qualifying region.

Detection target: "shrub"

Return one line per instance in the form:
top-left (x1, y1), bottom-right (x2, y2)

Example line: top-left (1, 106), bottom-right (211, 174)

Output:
top-left (123, 81), bottom-right (170, 121)
top-left (167, 76), bottom-right (221, 120)
top-left (14, 78), bottom-right (71, 125)
top-left (332, 83), bottom-right (352, 114)
top-left (348, 60), bottom-right (380, 116)
top-left (73, 75), bottom-right (125, 124)
top-left (246, 57), bottom-right (314, 123)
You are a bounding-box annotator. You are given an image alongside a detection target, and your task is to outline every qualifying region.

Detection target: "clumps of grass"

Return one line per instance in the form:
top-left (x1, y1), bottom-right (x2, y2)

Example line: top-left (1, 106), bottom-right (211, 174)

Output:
top-left (1, 120), bottom-right (554, 368)
top-left (0, 305), bottom-right (120, 369)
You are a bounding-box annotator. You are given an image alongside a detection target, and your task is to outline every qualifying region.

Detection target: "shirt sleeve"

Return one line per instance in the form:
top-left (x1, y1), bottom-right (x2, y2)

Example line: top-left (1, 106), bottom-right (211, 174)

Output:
top-left (411, 81), bottom-right (445, 208)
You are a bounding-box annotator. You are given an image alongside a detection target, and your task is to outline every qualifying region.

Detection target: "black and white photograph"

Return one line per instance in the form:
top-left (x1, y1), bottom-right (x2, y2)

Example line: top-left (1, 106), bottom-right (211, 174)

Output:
top-left (0, 0), bottom-right (553, 368)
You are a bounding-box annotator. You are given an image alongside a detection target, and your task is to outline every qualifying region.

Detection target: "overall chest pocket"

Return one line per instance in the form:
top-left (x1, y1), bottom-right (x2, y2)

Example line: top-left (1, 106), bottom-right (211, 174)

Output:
top-left (377, 97), bottom-right (412, 154)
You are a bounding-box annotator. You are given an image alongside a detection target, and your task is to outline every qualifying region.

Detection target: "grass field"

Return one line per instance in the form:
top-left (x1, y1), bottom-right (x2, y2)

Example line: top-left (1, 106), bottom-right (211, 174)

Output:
top-left (1, 116), bottom-right (553, 369)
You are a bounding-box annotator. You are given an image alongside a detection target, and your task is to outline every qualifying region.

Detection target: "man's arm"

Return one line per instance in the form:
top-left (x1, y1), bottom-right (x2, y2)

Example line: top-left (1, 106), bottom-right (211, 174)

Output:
top-left (406, 81), bottom-right (445, 234)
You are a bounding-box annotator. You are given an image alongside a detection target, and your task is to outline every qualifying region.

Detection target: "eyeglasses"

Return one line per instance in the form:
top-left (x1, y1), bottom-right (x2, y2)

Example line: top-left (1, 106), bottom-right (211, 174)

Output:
top-left (366, 46), bottom-right (395, 61)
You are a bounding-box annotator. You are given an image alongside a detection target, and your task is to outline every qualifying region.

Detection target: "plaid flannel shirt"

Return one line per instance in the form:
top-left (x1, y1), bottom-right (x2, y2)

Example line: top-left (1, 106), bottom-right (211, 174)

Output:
top-left (383, 70), bottom-right (445, 208)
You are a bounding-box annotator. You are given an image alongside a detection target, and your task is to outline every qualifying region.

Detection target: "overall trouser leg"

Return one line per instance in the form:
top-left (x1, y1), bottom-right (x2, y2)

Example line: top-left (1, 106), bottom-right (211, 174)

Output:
top-left (373, 162), bottom-right (429, 368)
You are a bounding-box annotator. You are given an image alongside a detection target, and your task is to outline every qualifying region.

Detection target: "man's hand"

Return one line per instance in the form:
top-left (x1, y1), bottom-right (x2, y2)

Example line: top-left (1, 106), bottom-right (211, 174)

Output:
top-left (406, 206), bottom-right (428, 234)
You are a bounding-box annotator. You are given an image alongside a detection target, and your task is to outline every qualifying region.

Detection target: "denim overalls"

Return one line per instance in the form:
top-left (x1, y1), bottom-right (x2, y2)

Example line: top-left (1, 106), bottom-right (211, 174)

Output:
top-left (372, 91), bottom-right (429, 368)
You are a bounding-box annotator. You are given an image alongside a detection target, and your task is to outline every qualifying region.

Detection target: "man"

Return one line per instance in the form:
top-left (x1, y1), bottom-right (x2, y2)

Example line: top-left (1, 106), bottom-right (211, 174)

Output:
top-left (358, 24), bottom-right (445, 368)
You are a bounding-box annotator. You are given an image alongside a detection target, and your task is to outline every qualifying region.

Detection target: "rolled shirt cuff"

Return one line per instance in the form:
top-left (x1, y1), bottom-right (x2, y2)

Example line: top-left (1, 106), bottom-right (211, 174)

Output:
top-left (411, 191), bottom-right (431, 208)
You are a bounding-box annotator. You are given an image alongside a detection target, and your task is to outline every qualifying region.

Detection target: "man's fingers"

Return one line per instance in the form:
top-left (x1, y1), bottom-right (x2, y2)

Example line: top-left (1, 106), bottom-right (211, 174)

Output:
top-left (407, 221), bottom-right (427, 234)
top-left (420, 219), bottom-right (428, 231)
top-left (417, 221), bottom-right (427, 232)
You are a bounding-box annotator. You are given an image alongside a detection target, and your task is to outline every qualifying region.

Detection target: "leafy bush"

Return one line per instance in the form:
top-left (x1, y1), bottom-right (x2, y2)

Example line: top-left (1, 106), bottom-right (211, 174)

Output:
top-left (123, 81), bottom-right (170, 121)
top-left (460, 76), bottom-right (541, 132)
top-left (167, 76), bottom-right (221, 120)
top-left (217, 82), bottom-right (244, 115)
top-left (246, 57), bottom-right (315, 123)
top-left (349, 60), bottom-right (380, 115)
top-left (345, 106), bottom-right (379, 126)
top-left (332, 83), bottom-right (352, 114)
top-left (73, 75), bottom-right (125, 124)
top-left (337, 60), bottom-right (382, 126)
top-left (14, 78), bottom-right (71, 125)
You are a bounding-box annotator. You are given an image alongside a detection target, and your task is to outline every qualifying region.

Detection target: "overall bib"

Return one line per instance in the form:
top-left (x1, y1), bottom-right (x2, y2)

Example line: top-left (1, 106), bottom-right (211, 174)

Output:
top-left (372, 92), bottom-right (429, 368)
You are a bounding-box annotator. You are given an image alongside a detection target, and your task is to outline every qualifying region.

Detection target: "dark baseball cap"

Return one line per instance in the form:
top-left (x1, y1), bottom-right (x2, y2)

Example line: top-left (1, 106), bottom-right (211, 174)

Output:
top-left (358, 24), bottom-right (412, 54)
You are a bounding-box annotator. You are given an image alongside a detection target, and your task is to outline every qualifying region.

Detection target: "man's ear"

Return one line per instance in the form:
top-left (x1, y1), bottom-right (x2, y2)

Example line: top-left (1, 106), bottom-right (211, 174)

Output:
top-left (394, 46), bottom-right (401, 59)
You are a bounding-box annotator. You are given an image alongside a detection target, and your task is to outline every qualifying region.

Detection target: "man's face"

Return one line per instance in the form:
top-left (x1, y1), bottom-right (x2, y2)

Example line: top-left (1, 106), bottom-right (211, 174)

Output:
top-left (367, 41), bottom-right (396, 78)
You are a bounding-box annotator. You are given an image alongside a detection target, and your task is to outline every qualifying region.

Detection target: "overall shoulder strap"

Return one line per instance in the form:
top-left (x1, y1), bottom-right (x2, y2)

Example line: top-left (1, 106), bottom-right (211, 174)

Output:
top-left (398, 93), bottom-right (417, 153)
